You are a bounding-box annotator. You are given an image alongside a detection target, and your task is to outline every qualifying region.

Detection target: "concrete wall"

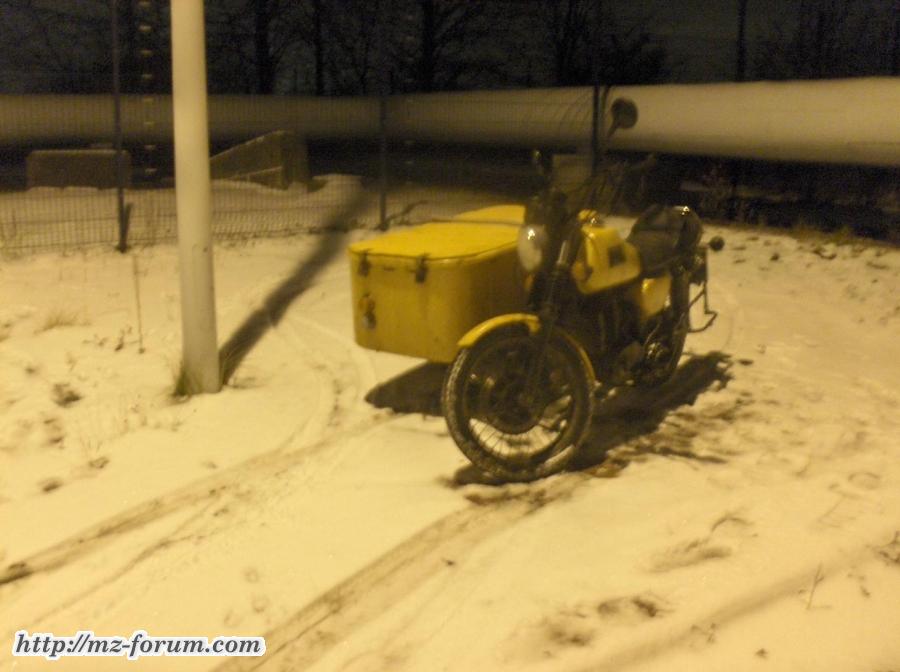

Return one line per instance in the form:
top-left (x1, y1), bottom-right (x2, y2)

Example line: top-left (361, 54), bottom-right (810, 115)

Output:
top-left (26, 149), bottom-right (130, 188)
top-left (210, 131), bottom-right (308, 189)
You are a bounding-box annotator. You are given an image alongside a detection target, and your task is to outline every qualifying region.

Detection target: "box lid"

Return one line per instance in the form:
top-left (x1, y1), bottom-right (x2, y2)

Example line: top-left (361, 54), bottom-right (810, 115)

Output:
top-left (451, 204), bottom-right (525, 225)
top-left (349, 222), bottom-right (519, 260)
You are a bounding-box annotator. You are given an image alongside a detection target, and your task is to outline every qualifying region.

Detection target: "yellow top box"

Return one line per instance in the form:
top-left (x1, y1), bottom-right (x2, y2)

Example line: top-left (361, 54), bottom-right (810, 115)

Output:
top-left (348, 206), bottom-right (527, 363)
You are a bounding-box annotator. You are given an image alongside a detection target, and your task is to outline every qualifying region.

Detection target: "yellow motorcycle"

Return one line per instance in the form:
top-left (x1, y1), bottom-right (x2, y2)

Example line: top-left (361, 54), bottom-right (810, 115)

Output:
top-left (349, 102), bottom-right (720, 481)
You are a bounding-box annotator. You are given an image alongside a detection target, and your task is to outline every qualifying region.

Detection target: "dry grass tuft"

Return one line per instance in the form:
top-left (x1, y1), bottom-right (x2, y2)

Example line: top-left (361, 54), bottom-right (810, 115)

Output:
top-left (36, 309), bottom-right (85, 333)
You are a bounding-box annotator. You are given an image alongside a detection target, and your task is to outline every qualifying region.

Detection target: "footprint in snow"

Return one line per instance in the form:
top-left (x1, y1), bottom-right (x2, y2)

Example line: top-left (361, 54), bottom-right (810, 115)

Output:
top-left (43, 415), bottom-right (65, 445)
top-left (847, 471), bottom-right (880, 491)
top-left (596, 593), bottom-right (673, 622)
top-left (647, 537), bottom-right (732, 573)
top-left (646, 513), bottom-right (753, 573)
top-left (39, 477), bottom-right (64, 493)
top-left (507, 593), bottom-right (673, 663)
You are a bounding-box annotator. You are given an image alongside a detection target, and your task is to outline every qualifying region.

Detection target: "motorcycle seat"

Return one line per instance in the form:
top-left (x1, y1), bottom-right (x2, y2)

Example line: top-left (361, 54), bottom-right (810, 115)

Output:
top-left (626, 205), bottom-right (701, 277)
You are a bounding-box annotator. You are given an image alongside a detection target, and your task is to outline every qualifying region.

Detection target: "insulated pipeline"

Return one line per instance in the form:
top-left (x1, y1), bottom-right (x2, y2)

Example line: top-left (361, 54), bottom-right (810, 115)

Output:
top-left (0, 78), bottom-right (898, 166)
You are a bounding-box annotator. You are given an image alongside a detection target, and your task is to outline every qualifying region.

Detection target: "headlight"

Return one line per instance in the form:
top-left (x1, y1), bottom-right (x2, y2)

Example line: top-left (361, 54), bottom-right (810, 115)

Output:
top-left (517, 224), bottom-right (548, 273)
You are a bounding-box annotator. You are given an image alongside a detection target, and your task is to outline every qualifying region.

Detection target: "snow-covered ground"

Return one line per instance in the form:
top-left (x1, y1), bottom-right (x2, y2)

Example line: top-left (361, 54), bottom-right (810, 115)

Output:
top-left (1, 182), bottom-right (899, 672)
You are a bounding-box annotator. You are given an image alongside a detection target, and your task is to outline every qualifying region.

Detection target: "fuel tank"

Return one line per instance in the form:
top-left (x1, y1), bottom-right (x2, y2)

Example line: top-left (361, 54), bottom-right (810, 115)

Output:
top-left (572, 220), bottom-right (672, 322)
top-left (571, 224), bottom-right (642, 294)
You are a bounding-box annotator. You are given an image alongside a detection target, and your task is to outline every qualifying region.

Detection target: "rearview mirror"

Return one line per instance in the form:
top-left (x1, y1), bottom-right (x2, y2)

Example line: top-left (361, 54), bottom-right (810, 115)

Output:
top-left (609, 98), bottom-right (638, 135)
top-left (530, 149), bottom-right (551, 178)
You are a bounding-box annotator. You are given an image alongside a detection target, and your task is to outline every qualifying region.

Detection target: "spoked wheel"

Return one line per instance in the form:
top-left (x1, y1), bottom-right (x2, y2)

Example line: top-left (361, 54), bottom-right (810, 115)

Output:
top-left (442, 326), bottom-right (593, 482)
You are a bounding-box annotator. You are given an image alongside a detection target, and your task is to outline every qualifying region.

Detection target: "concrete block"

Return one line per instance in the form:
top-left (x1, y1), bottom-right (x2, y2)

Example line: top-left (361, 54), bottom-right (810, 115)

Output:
top-left (210, 130), bottom-right (309, 189)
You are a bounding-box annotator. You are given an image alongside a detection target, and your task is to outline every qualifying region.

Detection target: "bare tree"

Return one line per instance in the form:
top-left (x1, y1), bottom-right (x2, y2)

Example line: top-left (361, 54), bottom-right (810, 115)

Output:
top-left (754, 0), bottom-right (889, 79)
top-left (596, 12), bottom-right (669, 85)
top-left (387, 0), bottom-right (506, 92)
top-left (317, 0), bottom-right (387, 94)
top-left (540, 0), bottom-right (593, 85)
top-left (308, 0), bottom-right (325, 94)
top-left (885, 0), bottom-right (899, 75)
top-left (0, 0), bottom-right (115, 92)
top-left (530, 0), bottom-right (668, 86)
top-left (736, 0), bottom-right (749, 81)
top-left (206, 0), bottom-right (306, 94)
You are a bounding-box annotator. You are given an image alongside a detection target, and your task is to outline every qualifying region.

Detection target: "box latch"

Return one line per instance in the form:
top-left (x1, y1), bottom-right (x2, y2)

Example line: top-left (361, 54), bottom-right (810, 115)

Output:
top-left (414, 255), bottom-right (428, 283)
top-left (358, 251), bottom-right (370, 276)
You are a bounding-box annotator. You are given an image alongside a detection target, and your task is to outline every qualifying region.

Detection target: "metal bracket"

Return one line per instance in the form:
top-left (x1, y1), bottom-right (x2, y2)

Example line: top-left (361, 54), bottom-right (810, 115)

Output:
top-left (360, 294), bottom-right (376, 329)
top-left (688, 278), bottom-right (718, 333)
top-left (414, 254), bottom-right (428, 283)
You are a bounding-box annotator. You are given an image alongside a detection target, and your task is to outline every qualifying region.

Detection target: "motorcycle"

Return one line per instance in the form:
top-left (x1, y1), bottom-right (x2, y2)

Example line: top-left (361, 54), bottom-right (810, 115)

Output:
top-left (349, 98), bottom-right (721, 482)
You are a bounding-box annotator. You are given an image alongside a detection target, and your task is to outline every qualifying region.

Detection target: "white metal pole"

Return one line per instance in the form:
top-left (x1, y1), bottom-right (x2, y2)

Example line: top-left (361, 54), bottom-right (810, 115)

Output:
top-left (171, 0), bottom-right (220, 394)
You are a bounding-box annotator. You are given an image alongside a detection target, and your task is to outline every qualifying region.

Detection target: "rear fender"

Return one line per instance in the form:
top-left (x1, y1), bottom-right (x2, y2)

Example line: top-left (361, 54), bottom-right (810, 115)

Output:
top-left (457, 314), bottom-right (596, 383)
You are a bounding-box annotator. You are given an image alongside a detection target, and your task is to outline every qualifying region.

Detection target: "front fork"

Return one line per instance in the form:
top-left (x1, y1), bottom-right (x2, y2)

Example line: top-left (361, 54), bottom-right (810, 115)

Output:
top-left (522, 227), bottom-right (582, 392)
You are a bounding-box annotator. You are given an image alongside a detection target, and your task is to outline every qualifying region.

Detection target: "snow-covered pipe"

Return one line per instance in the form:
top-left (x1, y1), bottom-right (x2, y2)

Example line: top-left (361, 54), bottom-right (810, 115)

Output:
top-left (0, 78), bottom-right (897, 166)
top-left (387, 79), bottom-right (900, 167)
top-left (0, 94), bottom-right (380, 144)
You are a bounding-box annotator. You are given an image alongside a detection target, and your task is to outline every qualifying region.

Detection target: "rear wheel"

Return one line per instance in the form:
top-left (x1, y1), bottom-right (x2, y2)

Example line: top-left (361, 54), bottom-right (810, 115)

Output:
top-left (442, 326), bottom-right (593, 482)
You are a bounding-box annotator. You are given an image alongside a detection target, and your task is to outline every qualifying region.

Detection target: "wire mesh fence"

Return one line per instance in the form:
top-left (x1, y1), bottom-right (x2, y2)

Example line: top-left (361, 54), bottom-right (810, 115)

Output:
top-left (0, 97), bottom-right (383, 256)
top-left (0, 175), bottom-right (377, 255)
top-left (0, 85), bottom-right (606, 256)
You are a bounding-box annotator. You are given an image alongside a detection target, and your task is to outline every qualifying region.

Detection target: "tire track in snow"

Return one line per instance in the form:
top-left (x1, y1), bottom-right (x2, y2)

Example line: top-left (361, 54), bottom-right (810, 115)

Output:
top-left (275, 308), bottom-right (378, 423)
top-left (213, 475), bottom-right (592, 672)
top-left (0, 410), bottom-right (401, 588)
top-left (211, 350), bottom-right (746, 671)
top-left (0, 310), bottom-right (387, 591)
top-left (0, 273), bottom-right (376, 588)
top-left (264, 301), bottom-right (382, 484)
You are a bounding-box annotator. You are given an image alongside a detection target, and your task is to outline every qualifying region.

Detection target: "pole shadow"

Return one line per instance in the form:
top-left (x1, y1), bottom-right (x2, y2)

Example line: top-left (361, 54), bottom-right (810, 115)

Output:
top-left (219, 189), bottom-right (369, 384)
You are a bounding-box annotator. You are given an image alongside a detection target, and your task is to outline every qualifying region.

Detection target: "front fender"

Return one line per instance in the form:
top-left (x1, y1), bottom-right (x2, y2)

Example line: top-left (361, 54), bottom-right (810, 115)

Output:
top-left (456, 314), bottom-right (595, 383)
top-left (457, 313), bottom-right (541, 349)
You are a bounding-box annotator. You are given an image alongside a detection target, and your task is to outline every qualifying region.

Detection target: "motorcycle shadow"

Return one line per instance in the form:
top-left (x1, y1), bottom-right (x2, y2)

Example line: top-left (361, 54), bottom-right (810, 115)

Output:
top-left (573, 351), bottom-right (734, 474)
top-left (364, 362), bottom-right (446, 417)
top-left (363, 352), bottom-right (734, 485)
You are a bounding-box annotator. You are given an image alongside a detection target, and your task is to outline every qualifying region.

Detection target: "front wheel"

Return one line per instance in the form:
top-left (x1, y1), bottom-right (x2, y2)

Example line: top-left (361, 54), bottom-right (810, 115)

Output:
top-left (442, 326), bottom-right (594, 482)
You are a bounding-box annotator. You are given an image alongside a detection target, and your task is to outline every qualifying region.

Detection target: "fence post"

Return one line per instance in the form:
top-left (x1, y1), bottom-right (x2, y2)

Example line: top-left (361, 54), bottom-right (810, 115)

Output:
top-left (379, 94), bottom-right (388, 230)
top-left (591, 84), bottom-right (600, 177)
top-left (377, 0), bottom-right (389, 230)
top-left (111, 0), bottom-right (129, 252)
top-left (590, 0), bottom-right (604, 179)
